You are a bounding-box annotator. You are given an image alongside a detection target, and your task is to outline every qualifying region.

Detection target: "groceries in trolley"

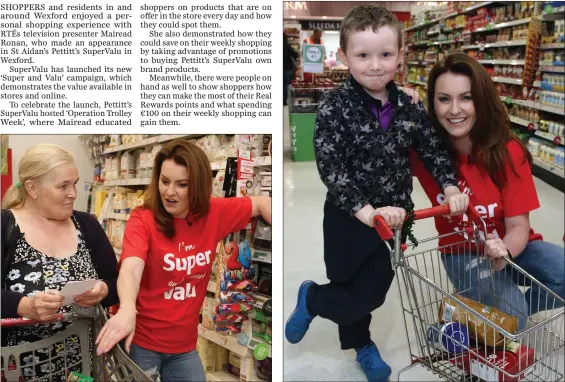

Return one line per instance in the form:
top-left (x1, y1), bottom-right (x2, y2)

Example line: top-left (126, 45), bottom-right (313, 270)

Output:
top-left (438, 295), bottom-right (518, 348)
top-left (427, 322), bottom-right (470, 354)
top-left (450, 341), bottom-right (535, 382)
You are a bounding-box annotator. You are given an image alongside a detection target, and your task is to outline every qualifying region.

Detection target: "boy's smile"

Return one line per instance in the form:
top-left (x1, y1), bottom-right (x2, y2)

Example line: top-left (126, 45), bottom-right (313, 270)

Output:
top-left (339, 26), bottom-right (402, 102)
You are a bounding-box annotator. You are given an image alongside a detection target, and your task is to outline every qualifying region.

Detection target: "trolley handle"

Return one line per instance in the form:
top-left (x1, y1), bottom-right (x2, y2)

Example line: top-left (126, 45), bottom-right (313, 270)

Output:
top-left (0, 307), bottom-right (97, 328)
top-left (373, 203), bottom-right (484, 241)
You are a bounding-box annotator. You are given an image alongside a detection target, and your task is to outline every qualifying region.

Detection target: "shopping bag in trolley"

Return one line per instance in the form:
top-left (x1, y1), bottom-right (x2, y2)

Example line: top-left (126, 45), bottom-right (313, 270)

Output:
top-left (373, 204), bottom-right (565, 382)
top-left (1, 305), bottom-right (152, 382)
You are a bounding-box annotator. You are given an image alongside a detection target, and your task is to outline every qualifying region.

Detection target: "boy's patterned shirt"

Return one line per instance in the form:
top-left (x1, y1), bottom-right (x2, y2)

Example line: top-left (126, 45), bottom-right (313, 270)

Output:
top-left (314, 76), bottom-right (457, 215)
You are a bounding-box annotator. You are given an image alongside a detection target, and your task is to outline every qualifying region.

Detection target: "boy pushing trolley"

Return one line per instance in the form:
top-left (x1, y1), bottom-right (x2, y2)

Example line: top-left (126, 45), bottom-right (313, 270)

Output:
top-left (285, 5), bottom-right (468, 381)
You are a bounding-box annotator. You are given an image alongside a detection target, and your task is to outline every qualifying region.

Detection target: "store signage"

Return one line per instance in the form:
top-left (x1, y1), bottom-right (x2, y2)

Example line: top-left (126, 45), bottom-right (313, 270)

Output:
top-left (284, 2), bottom-right (308, 11)
top-left (300, 20), bottom-right (341, 31)
top-left (302, 43), bottom-right (324, 74)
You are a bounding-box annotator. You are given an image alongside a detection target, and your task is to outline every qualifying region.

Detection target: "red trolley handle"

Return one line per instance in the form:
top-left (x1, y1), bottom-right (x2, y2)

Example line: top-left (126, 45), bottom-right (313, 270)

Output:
top-left (0, 306), bottom-right (98, 328)
top-left (1, 314), bottom-right (66, 328)
top-left (373, 203), bottom-right (484, 241)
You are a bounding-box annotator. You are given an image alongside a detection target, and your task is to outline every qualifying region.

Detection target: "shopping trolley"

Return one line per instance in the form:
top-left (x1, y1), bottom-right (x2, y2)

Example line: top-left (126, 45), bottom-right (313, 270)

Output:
top-left (1, 305), bottom-right (151, 382)
top-left (373, 205), bottom-right (565, 382)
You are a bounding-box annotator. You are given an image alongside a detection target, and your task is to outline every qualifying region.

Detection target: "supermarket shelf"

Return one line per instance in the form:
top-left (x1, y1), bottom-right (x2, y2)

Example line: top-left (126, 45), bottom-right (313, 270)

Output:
top-left (250, 292), bottom-right (271, 310)
top-left (474, 17), bottom-right (531, 32)
top-left (443, 25), bottom-right (465, 33)
top-left (408, 80), bottom-right (428, 87)
top-left (210, 160), bottom-right (227, 171)
top-left (534, 130), bottom-right (564, 146)
top-left (248, 337), bottom-right (272, 358)
top-left (206, 371), bottom-right (238, 382)
top-left (405, 20), bottom-right (439, 32)
top-left (427, 29), bottom-right (440, 36)
top-left (509, 116), bottom-right (535, 128)
top-left (500, 97), bottom-right (565, 116)
top-left (104, 178), bottom-right (151, 186)
top-left (407, 41), bottom-right (430, 47)
top-left (532, 158), bottom-right (564, 192)
top-left (407, 61), bottom-right (434, 66)
top-left (492, 77), bottom-right (523, 85)
top-left (413, 2), bottom-right (495, 28)
top-left (538, 104), bottom-right (565, 116)
top-left (478, 60), bottom-right (525, 65)
top-left (534, 81), bottom-right (565, 92)
top-left (541, 43), bottom-right (565, 50)
top-left (198, 324), bottom-right (249, 357)
top-left (251, 248), bottom-right (272, 264)
top-left (430, 40), bottom-right (457, 45)
top-left (103, 135), bottom-right (193, 155)
top-left (539, 65), bottom-right (565, 74)
top-left (462, 40), bottom-right (527, 50)
top-left (253, 156), bottom-right (272, 167)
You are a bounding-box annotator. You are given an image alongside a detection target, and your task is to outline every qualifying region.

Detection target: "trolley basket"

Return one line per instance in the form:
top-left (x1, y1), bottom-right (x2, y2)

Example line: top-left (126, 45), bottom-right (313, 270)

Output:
top-left (373, 205), bottom-right (565, 382)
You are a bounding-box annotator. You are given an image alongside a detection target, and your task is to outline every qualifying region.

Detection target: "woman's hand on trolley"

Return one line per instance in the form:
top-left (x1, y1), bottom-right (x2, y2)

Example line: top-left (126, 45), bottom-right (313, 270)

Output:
top-left (442, 186), bottom-right (469, 216)
top-left (17, 292), bottom-right (64, 321)
top-left (96, 305), bottom-right (136, 355)
top-left (484, 233), bottom-right (508, 271)
top-left (74, 281), bottom-right (108, 307)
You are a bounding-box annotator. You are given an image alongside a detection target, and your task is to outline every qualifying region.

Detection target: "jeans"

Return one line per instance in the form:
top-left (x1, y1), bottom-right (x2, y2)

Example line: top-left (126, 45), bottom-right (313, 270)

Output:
top-left (442, 240), bottom-right (564, 331)
top-left (283, 69), bottom-right (293, 105)
top-left (129, 343), bottom-right (206, 382)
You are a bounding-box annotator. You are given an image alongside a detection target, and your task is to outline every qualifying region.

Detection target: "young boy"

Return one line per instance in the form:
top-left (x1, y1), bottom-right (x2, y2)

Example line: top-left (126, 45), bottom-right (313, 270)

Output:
top-left (285, 5), bottom-right (468, 381)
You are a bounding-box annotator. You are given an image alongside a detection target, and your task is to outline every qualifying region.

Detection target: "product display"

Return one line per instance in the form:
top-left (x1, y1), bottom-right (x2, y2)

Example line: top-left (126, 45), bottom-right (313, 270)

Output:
top-left (80, 134), bottom-right (273, 381)
top-left (404, 1), bottom-right (565, 191)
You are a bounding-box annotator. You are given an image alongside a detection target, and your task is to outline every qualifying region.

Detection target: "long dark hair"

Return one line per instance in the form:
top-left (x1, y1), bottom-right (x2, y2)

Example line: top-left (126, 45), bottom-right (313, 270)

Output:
top-left (427, 52), bottom-right (532, 189)
top-left (143, 140), bottom-right (212, 239)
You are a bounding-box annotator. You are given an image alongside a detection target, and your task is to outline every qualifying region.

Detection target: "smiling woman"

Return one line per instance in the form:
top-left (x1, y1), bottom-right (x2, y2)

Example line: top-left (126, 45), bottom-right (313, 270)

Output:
top-left (1, 143), bottom-right (119, 380)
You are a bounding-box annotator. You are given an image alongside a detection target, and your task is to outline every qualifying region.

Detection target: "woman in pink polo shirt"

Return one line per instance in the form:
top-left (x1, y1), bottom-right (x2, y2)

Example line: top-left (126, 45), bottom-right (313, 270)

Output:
top-left (95, 140), bottom-right (271, 381)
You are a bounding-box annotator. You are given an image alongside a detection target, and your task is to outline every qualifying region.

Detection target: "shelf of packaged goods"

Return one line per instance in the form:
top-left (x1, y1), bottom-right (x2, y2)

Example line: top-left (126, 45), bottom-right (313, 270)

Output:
top-left (430, 40), bottom-right (457, 46)
top-left (534, 130), bottom-right (564, 146)
top-left (462, 40), bottom-right (528, 50)
top-left (198, 325), bottom-right (249, 357)
top-left (103, 135), bottom-right (190, 155)
top-left (253, 156), bottom-right (272, 167)
top-left (539, 65), bottom-right (565, 74)
top-left (408, 80), bottom-right (428, 87)
top-left (443, 25), bottom-right (465, 33)
top-left (406, 41), bottom-right (430, 48)
top-left (427, 29), bottom-right (440, 36)
top-left (405, 20), bottom-right (439, 32)
top-left (206, 371), bottom-right (239, 382)
top-left (478, 60), bottom-right (525, 65)
top-left (534, 81), bottom-right (565, 92)
top-left (250, 293), bottom-right (271, 310)
top-left (541, 43), bottom-right (565, 50)
top-left (207, 280), bottom-right (216, 294)
top-left (491, 77), bottom-right (523, 85)
top-left (210, 160), bottom-right (227, 171)
top-left (500, 96), bottom-right (565, 116)
top-left (538, 7), bottom-right (565, 21)
top-left (533, 157), bottom-right (564, 179)
top-left (247, 337), bottom-right (272, 358)
top-left (103, 178), bottom-right (152, 187)
top-left (473, 17), bottom-right (532, 33)
top-left (251, 248), bottom-right (272, 264)
top-left (509, 116), bottom-right (536, 128)
top-left (407, 61), bottom-right (434, 66)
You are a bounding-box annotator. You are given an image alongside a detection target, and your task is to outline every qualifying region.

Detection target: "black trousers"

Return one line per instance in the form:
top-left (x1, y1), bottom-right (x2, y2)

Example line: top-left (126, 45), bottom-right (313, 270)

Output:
top-left (306, 201), bottom-right (396, 350)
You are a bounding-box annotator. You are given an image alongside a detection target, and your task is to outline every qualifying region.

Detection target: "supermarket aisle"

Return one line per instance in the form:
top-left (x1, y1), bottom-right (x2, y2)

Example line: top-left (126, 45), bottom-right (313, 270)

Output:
top-left (282, 106), bottom-right (565, 381)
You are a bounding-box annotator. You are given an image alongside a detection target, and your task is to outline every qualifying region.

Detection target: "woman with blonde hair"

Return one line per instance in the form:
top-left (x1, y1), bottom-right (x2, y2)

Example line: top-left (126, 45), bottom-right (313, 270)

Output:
top-left (95, 139), bottom-right (272, 382)
top-left (1, 143), bottom-right (119, 379)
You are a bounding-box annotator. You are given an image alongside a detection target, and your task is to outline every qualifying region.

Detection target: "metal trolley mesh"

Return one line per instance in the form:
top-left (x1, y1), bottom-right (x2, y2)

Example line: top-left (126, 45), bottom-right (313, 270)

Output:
top-left (393, 231), bottom-right (564, 382)
top-left (1, 306), bottom-right (151, 382)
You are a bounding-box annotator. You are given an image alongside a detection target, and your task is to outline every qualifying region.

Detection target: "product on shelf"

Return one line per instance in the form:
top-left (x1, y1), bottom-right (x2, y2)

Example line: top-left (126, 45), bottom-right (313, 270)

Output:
top-left (197, 337), bottom-right (217, 373)
top-left (228, 351), bottom-right (241, 377)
